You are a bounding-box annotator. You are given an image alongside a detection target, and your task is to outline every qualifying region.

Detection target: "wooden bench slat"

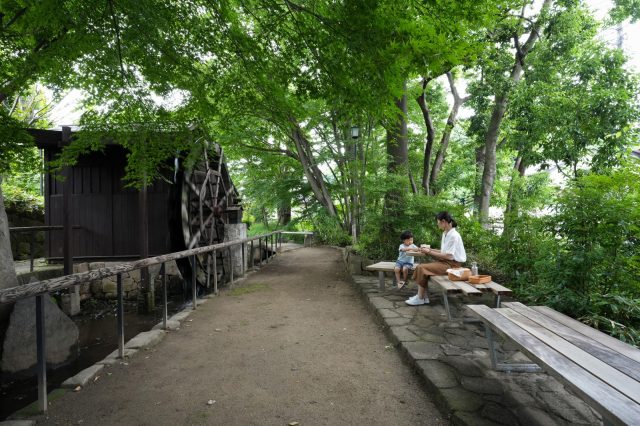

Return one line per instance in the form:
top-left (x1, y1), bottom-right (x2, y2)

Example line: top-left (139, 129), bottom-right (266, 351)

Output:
top-left (496, 307), bottom-right (640, 405)
top-left (365, 262), bottom-right (397, 272)
top-left (452, 281), bottom-right (483, 296)
top-left (485, 281), bottom-right (513, 295)
top-left (504, 302), bottom-right (640, 382)
top-left (532, 306), bottom-right (640, 365)
top-left (467, 305), bottom-right (640, 426)
top-left (429, 276), bottom-right (460, 292)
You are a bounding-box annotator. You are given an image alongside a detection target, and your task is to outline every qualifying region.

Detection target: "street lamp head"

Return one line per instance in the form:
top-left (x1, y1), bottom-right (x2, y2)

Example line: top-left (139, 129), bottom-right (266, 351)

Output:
top-left (350, 125), bottom-right (360, 139)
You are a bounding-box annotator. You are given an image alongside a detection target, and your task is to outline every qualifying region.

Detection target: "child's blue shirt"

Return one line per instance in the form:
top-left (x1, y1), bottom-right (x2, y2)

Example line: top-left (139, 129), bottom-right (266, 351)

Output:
top-left (397, 243), bottom-right (418, 264)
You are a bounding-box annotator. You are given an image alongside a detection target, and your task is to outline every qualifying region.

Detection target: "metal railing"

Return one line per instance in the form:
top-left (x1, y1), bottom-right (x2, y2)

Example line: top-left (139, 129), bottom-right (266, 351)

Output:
top-left (0, 229), bottom-right (315, 414)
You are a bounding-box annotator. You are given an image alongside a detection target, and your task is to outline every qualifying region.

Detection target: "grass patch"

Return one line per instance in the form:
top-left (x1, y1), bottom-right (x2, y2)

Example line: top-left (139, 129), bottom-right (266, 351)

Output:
top-left (227, 282), bottom-right (270, 296)
top-left (11, 388), bottom-right (68, 418)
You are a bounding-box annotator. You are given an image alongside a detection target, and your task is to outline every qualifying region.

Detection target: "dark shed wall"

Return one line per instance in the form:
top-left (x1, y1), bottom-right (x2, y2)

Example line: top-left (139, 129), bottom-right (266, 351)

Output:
top-left (45, 145), bottom-right (172, 259)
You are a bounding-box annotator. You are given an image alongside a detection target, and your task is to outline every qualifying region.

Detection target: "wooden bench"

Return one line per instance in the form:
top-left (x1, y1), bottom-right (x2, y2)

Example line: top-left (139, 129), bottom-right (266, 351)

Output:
top-left (467, 301), bottom-right (640, 425)
top-left (429, 275), bottom-right (513, 320)
top-left (365, 261), bottom-right (416, 291)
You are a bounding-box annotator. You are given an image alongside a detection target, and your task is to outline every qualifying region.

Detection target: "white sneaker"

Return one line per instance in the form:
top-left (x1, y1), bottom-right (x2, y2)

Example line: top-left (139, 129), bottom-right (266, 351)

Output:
top-left (405, 295), bottom-right (428, 306)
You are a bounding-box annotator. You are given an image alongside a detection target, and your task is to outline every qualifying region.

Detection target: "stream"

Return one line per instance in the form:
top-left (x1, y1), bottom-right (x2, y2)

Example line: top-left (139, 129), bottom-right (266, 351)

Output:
top-left (0, 296), bottom-right (187, 420)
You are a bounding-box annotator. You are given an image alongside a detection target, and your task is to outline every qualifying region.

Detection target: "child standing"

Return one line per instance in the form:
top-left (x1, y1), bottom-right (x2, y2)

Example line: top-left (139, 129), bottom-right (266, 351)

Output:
top-left (395, 230), bottom-right (418, 289)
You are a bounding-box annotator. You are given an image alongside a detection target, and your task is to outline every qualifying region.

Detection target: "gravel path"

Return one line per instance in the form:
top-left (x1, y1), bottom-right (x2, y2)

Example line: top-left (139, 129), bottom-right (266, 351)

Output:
top-left (33, 246), bottom-right (448, 425)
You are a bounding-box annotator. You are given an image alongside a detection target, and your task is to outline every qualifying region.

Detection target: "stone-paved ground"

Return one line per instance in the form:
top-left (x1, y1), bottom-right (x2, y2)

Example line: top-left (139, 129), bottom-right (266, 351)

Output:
top-left (348, 272), bottom-right (603, 426)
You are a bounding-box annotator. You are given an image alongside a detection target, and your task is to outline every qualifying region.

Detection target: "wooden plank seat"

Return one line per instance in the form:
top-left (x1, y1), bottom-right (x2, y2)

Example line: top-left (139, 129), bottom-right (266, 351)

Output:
top-left (467, 302), bottom-right (640, 426)
top-left (365, 261), bottom-right (416, 291)
top-left (429, 275), bottom-right (511, 320)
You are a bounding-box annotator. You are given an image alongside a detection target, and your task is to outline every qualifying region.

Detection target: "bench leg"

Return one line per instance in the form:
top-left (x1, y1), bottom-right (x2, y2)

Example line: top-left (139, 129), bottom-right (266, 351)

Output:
top-left (495, 294), bottom-right (502, 308)
top-left (378, 271), bottom-right (385, 291)
top-left (484, 324), bottom-right (542, 373)
top-left (442, 289), bottom-right (452, 321)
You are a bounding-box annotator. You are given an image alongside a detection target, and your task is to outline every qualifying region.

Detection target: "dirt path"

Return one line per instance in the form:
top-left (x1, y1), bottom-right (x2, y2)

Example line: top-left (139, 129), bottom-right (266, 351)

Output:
top-left (33, 246), bottom-right (448, 425)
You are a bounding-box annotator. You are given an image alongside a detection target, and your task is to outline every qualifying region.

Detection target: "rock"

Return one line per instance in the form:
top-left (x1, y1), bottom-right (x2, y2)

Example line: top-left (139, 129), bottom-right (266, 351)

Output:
top-left (401, 341), bottom-right (442, 360)
top-left (61, 364), bottom-right (104, 388)
top-left (369, 297), bottom-right (394, 310)
top-left (73, 263), bottom-right (89, 273)
top-left (378, 308), bottom-right (399, 319)
top-left (170, 310), bottom-right (192, 322)
top-left (88, 262), bottom-right (105, 271)
top-left (416, 360), bottom-right (458, 389)
top-left (1, 296), bottom-right (79, 374)
top-left (451, 411), bottom-right (502, 426)
top-left (480, 402), bottom-right (518, 425)
top-left (97, 348), bottom-right (138, 365)
top-left (389, 326), bottom-right (420, 343)
top-left (439, 355), bottom-right (484, 377)
top-left (461, 377), bottom-right (503, 395)
top-left (124, 330), bottom-right (165, 349)
top-left (385, 317), bottom-right (412, 326)
top-left (152, 320), bottom-right (181, 331)
top-left (440, 387), bottom-right (484, 412)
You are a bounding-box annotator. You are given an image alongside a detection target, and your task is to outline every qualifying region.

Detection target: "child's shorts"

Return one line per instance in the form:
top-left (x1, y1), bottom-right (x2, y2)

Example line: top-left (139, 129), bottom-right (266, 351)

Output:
top-left (395, 261), bottom-right (414, 270)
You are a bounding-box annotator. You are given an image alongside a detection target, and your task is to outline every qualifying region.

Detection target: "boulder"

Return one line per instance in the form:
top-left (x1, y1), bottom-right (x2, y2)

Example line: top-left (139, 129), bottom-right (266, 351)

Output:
top-left (1, 295), bottom-right (79, 374)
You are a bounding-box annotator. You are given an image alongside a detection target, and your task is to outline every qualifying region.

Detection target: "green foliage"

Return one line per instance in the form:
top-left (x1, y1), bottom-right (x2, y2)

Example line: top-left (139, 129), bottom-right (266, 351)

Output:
top-left (310, 211), bottom-right (351, 247)
top-left (0, 179), bottom-right (44, 213)
top-left (500, 164), bottom-right (640, 344)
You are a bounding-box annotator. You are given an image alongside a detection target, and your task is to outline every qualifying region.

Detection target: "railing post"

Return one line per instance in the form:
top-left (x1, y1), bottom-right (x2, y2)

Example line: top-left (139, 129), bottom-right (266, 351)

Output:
top-left (213, 250), bottom-right (218, 295)
top-left (241, 242), bottom-right (245, 276)
top-left (161, 263), bottom-right (167, 330)
top-left (29, 231), bottom-right (35, 272)
top-left (258, 238), bottom-right (262, 266)
top-left (206, 251), bottom-right (211, 289)
top-left (229, 247), bottom-right (234, 285)
top-left (35, 295), bottom-right (47, 413)
top-left (117, 273), bottom-right (124, 358)
top-left (191, 255), bottom-right (197, 309)
top-left (250, 240), bottom-right (254, 269)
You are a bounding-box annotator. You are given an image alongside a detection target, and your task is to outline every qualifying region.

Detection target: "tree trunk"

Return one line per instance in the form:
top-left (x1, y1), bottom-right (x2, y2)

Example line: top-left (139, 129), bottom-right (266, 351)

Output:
top-left (384, 84), bottom-right (409, 217)
top-left (386, 87), bottom-right (408, 174)
top-left (478, 0), bottom-right (551, 223)
top-left (278, 201), bottom-right (291, 226)
top-left (430, 72), bottom-right (469, 193)
top-left (505, 156), bottom-right (526, 215)
top-left (0, 177), bottom-right (19, 358)
top-left (416, 78), bottom-right (435, 194)
top-left (289, 120), bottom-right (338, 218)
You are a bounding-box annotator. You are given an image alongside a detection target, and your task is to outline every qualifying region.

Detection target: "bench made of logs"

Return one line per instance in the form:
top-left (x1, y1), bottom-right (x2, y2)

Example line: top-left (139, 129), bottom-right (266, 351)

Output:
top-left (468, 301), bottom-right (640, 426)
top-left (429, 275), bottom-right (513, 321)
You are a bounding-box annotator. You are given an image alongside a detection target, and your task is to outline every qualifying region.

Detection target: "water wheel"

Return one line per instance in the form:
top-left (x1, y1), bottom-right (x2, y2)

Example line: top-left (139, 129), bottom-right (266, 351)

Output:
top-left (170, 141), bottom-right (242, 290)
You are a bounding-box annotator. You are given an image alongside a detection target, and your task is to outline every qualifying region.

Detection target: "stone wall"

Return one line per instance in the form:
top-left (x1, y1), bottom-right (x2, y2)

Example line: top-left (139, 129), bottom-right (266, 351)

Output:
top-left (72, 261), bottom-right (184, 301)
top-left (6, 204), bottom-right (45, 261)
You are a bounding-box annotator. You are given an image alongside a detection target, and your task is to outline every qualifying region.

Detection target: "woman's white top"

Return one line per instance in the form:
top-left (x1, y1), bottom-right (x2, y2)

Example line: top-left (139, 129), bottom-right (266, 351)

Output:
top-left (440, 227), bottom-right (466, 263)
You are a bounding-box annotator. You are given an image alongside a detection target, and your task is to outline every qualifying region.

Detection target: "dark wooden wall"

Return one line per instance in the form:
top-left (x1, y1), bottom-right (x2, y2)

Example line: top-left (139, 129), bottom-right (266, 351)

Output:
top-left (45, 145), bottom-right (172, 259)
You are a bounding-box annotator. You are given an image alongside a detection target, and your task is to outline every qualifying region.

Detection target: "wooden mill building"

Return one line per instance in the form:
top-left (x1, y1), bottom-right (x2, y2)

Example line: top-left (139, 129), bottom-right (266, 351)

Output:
top-left (29, 126), bottom-right (243, 282)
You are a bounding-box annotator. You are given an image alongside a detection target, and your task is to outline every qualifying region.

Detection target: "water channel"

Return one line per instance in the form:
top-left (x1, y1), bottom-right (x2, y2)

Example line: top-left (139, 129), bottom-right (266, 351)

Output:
top-left (0, 296), bottom-right (187, 420)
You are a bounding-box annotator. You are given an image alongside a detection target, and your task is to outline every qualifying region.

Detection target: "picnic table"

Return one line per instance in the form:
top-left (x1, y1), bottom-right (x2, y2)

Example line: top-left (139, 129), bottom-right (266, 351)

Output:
top-left (429, 275), bottom-right (512, 320)
top-left (467, 301), bottom-right (640, 426)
